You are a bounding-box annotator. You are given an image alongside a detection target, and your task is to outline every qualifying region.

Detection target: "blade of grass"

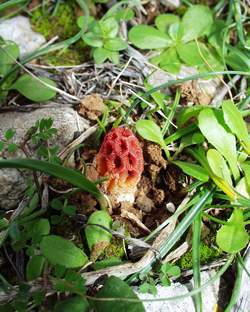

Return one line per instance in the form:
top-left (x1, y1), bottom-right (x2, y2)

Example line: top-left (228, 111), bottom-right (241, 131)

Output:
top-left (162, 88), bottom-right (180, 136)
top-left (192, 211), bottom-right (202, 312)
top-left (0, 159), bottom-right (107, 208)
top-left (233, 0), bottom-right (247, 48)
top-left (224, 257), bottom-right (243, 312)
top-left (0, 0), bottom-right (27, 11)
top-left (124, 70), bottom-right (250, 121)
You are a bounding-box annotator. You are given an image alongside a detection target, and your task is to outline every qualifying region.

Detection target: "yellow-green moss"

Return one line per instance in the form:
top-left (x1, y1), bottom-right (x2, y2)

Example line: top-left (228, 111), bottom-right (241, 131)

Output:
top-left (178, 242), bottom-right (222, 270)
top-left (31, 1), bottom-right (88, 65)
top-left (100, 237), bottom-right (125, 260)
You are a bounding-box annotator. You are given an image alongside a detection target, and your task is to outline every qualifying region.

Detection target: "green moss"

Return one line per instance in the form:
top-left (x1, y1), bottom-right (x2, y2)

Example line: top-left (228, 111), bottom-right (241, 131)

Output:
top-left (100, 237), bottom-right (125, 260)
top-left (31, 2), bottom-right (78, 40)
top-left (31, 1), bottom-right (88, 65)
top-left (178, 242), bottom-right (222, 270)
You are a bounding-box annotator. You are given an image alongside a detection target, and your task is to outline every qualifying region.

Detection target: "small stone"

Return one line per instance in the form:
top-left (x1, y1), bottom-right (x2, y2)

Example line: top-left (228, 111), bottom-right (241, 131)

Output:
top-left (0, 16), bottom-right (45, 57)
top-left (160, 0), bottom-right (180, 9)
top-left (0, 107), bottom-right (89, 210)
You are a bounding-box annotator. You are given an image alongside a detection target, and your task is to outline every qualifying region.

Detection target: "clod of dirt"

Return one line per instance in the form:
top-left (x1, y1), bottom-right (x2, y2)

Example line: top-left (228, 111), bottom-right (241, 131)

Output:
top-left (145, 143), bottom-right (167, 168)
top-left (180, 81), bottom-right (211, 105)
top-left (79, 94), bottom-right (105, 121)
top-left (152, 188), bottom-right (165, 205)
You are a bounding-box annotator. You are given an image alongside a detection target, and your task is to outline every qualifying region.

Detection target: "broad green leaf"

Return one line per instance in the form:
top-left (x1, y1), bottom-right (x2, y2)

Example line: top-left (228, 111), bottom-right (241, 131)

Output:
top-left (0, 40), bottom-right (19, 76)
top-left (82, 32), bottom-right (103, 47)
top-left (93, 276), bottom-right (145, 312)
top-left (180, 132), bottom-right (204, 149)
top-left (155, 14), bottom-right (180, 33)
top-left (0, 159), bottom-right (105, 203)
top-left (129, 25), bottom-right (171, 49)
top-left (176, 106), bottom-right (203, 127)
top-left (222, 100), bottom-right (250, 153)
top-left (11, 74), bottom-right (56, 102)
top-left (208, 20), bottom-right (225, 56)
top-left (40, 235), bottom-right (88, 268)
top-left (32, 218), bottom-right (50, 242)
top-left (93, 47), bottom-right (109, 64)
top-left (114, 8), bottom-right (135, 21)
top-left (136, 119), bottom-right (165, 148)
top-left (104, 38), bottom-right (127, 51)
top-left (172, 160), bottom-right (209, 182)
top-left (216, 209), bottom-right (249, 253)
top-left (85, 211), bottom-right (112, 250)
top-left (176, 41), bottom-right (208, 66)
top-left (207, 149), bottom-right (232, 186)
top-left (198, 108), bottom-right (239, 181)
top-left (100, 17), bottom-right (118, 38)
top-left (180, 5), bottom-right (213, 42)
top-left (54, 296), bottom-right (89, 312)
top-left (26, 255), bottom-right (45, 281)
top-left (235, 178), bottom-right (250, 198)
top-left (151, 48), bottom-right (181, 74)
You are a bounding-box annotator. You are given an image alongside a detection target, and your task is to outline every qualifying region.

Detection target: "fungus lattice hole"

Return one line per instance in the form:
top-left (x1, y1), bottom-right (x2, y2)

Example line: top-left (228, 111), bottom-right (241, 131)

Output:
top-left (106, 143), bottom-right (113, 155)
top-left (114, 156), bottom-right (122, 169)
top-left (120, 140), bottom-right (128, 153)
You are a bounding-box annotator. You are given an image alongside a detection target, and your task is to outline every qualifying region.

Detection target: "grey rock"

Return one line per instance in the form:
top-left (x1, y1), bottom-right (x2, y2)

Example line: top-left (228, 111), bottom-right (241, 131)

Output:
top-left (135, 270), bottom-right (219, 312)
top-left (148, 65), bottom-right (221, 104)
top-left (160, 0), bottom-right (181, 9)
top-left (0, 16), bottom-right (45, 57)
top-left (0, 106), bottom-right (89, 210)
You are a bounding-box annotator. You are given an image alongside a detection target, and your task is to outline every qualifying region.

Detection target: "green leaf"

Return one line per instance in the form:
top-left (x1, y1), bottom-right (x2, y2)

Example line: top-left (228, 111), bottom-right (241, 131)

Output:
top-left (226, 46), bottom-right (250, 72)
top-left (0, 159), bottom-right (104, 202)
top-left (11, 74), bottom-right (56, 102)
top-left (129, 25), bottom-right (171, 49)
top-left (93, 276), bottom-right (145, 312)
top-left (136, 119), bottom-right (165, 148)
top-left (40, 235), bottom-right (88, 268)
top-left (172, 160), bottom-right (209, 182)
top-left (207, 149), bottom-right (232, 186)
top-left (222, 100), bottom-right (250, 153)
top-left (180, 5), bottom-right (213, 42)
top-left (198, 108), bottom-right (239, 181)
top-left (176, 41), bottom-right (208, 66)
top-left (54, 296), bottom-right (89, 312)
top-left (93, 47), bottom-right (109, 64)
top-left (0, 40), bottom-right (19, 76)
top-left (104, 38), bottom-right (127, 51)
top-left (4, 129), bottom-right (15, 140)
top-left (85, 211), bottom-right (112, 250)
top-left (93, 257), bottom-right (123, 270)
top-left (241, 163), bottom-right (250, 191)
top-left (155, 14), bottom-right (180, 33)
top-left (26, 255), bottom-right (45, 281)
top-left (115, 8), bottom-right (134, 21)
top-left (32, 218), bottom-right (50, 242)
top-left (216, 209), bottom-right (249, 253)
top-left (82, 32), bottom-right (103, 47)
top-left (100, 17), bottom-right (119, 38)
top-left (151, 48), bottom-right (181, 74)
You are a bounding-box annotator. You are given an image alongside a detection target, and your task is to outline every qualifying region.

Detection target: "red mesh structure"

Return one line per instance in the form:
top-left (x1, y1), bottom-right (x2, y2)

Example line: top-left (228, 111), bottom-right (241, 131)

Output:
top-left (96, 127), bottom-right (144, 196)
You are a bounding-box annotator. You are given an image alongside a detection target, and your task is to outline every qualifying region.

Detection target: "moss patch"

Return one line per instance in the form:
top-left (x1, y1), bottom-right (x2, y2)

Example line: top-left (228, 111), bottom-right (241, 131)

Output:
top-left (31, 1), bottom-right (88, 65)
top-left (178, 242), bottom-right (222, 270)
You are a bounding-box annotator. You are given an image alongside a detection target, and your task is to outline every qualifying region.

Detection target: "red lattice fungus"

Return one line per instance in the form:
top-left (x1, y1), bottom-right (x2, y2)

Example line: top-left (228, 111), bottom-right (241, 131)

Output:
top-left (96, 127), bottom-right (144, 202)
